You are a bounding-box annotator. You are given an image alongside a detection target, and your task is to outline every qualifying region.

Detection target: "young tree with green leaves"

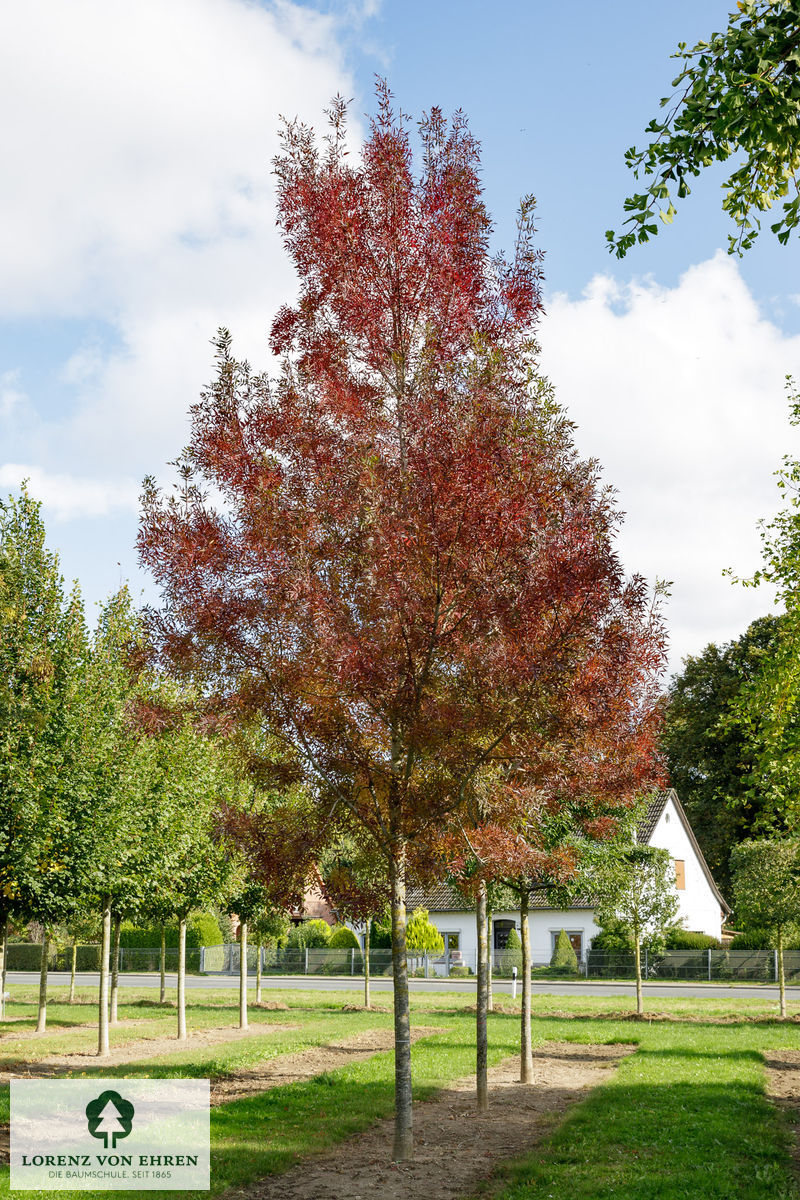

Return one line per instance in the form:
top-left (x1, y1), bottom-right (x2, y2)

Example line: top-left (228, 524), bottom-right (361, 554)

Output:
top-left (591, 843), bottom-right (679, 1016)
top-left (731, 385), bottom-right (800, 833)
top-left (608, 0), bottom-right (800, 257)
top-left (225, 880), bottom-right (277, 1029)
top-left (0, 487), bottom-right (90, 1034)
top-left (661, 614), bottom-right (784, 896)
top-left (731, 838), bottom-right (800, 1016)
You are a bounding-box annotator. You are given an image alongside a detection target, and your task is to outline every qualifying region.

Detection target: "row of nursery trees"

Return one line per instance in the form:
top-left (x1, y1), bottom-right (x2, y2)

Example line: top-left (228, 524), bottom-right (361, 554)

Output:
top-left (0, 487), bottom-right (304, 1051)
top-left (11, 85), bottom-right (800, 1160)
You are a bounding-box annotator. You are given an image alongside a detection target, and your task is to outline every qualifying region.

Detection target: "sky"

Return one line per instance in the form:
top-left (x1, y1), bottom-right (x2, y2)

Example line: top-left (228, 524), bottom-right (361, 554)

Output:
top-left (2, 0), bottom-right (799, 678)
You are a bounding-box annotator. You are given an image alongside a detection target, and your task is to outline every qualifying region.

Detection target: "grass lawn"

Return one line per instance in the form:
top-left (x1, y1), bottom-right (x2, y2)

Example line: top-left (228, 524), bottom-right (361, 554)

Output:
top-left (2, 985), bottom-right (800, 1199)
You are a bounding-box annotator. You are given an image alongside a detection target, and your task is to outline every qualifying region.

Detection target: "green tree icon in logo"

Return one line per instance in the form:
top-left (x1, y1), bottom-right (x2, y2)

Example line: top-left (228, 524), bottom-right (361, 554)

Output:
top-left (85, 1090), bottom-right (135, 1149)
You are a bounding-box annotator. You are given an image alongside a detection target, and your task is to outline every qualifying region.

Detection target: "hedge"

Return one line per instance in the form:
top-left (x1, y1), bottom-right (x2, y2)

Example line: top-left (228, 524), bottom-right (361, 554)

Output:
top-left (119, 912), bottom-right (223, 949)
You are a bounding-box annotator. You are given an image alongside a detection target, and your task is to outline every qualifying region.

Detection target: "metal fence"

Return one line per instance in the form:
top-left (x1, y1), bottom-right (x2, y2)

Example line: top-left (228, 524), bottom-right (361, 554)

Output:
top-left (8, 942), bottom-right (798, 984)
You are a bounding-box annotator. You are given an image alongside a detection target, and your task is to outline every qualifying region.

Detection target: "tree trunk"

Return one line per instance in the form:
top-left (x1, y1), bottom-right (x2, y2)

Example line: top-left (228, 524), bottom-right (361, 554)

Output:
top-left (634, 931), bottom-right (643, 1017)
top-left (97, 898), bottom-right (111, 1056)
top-left (364, 926), bottom-right (371, 1011)
top-left (519, 889), bottom-right (533, 1083)
top-left (390, 843), bottom-right (413, 1161)
top-left (159, 926), bottom-right (166, 1004)
top-left (0, 914), bottom-right (8, 1019)
top-left (255, 936), bottom-right (262, 1005)
top-left (177, 915), bottom-right (187, 1040)
top-left (239, 920), bottom-right (248, 1029)
top-left (476, 882), bottom-right (489, 1110)
top-left (486, 906), bottom-right (493, 1014)
top-left (778, 925), bottom-right (787, 1019)
top-left (68, 938), bottom-right (77, 1004)
top-left (110, 913), bottom-right (121, 1026)
top-left (35, 934), bottom-right (49, 1034)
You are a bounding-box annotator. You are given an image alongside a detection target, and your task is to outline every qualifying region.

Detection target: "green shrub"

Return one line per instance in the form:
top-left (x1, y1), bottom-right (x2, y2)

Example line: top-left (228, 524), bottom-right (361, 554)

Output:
top-left (495, 926), bottom-right (523, 977)
top-left (727, 928), bottom-right (800, 950)
top-left (664, 929), bottom-right (721, 950)
top-left (550, 929), bottom-right (578, 972)
top-left (286, 919), bottom-right (332, 949)
top-left (370, 919), bottom-right (392, 949)
top-left (328, 925), bottom-right (360, 949)
top-left (590, 918), bottom-right (634, 956)
top-left (405, 908), bottom-right (444, 953)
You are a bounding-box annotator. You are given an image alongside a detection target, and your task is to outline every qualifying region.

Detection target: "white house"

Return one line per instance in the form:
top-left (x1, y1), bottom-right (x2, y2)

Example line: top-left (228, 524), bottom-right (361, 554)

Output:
top-left (406, 789), bottom-right (731, 965)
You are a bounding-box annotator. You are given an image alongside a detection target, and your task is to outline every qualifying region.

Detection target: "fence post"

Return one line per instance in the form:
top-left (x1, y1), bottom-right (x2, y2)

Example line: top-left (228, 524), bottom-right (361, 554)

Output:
top-left (644, 947), bottom-right (648, 979)
top-left (424, 952), bottom-right (428, 979)
top-left (708, 948), bottom-right (712, 982)
top-left (775, 948), bottom-right (779, 983)
top-left (304, 947), bottom-right (308, 976)
top-left (199, 947), bottom-right (205, 974)
top-left (350, 948), bottom-right (354, 976)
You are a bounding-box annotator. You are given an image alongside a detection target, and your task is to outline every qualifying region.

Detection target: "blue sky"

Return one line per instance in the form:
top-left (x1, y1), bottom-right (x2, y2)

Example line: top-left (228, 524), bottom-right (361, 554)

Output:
top-left (2, 0), bottom-right (799, 673)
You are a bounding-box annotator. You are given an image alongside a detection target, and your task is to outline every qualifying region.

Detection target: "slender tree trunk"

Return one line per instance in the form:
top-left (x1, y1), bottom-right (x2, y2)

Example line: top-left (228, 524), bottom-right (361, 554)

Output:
top-left (364, 925), bottom-right (371, 1011)
top-left (778, 926), bottom-right (787, 1019)
top-left (110, 913), bottom-right (121, 1026)
top-left (476, 882), bottom-right (488, 1111)
top-left (239, 920), bottom-right (248, 1029)
top-left (68, 938), bottom-right (77, 1004)
top-left (487, 906), bottom-right (493, 1014)
top-left (519, 889), bottom-right (533, 1084)
top-left (634, 931), bottom-right (643, 1017)
top-left (177, 915), bottom-right (187, 1040)
top-left (35, 934), bottom-right (49, 1034)
top-left (0, 915), bottom-right (8, 1019)
top-left (255, 936), bottom-right (262, 1005)
top-left (98, 898), bottom-right (111, 1056)
top-left (390, 842), bottom-right (412, 1161)
top-left (159, 926), bottom-right (166, 1004)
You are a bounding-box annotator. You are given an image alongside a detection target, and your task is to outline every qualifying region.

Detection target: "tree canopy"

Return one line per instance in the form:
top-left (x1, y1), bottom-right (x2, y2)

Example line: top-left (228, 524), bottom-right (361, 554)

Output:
top-left (660, 613), bottom-right (785, 895)
top-left (608, 0), bottom-right (800, 256)
top-left (139, 85), bottom-right (666, 1159)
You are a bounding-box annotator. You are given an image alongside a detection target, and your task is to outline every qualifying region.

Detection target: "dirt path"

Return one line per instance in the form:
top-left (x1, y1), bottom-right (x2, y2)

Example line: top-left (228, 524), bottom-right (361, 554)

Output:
top-left (764, 1049), bottom-right (800, 1183)
top-left (233, 1041), bottom-right (633, 1200)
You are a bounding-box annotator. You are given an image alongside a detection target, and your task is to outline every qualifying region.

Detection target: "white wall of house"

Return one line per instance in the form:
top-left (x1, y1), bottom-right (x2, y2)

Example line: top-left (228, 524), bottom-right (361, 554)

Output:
top-left (426, 907), bottom-right (601, 964)
top-left (416, 792), bottom-right (726, 961)
top-left (647, 794), bottom-right (725, 939)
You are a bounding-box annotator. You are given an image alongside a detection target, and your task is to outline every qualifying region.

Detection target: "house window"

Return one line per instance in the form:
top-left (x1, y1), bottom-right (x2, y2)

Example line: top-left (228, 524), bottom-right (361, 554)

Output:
top-left (674, 859), bottom-right (686, 889)
top-left (551, 930), bottom-right (583, 959)
top-left (441, 932), bottom-right (460, 952)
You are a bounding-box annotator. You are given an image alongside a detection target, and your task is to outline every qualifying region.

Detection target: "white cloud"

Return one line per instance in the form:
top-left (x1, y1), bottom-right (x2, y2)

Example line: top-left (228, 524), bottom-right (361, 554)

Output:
top-left (539, 253), bottom-right (800, 674)
top-left (0, 0), bottom-right (360, 511)
top-left (0, 370), bottom-right (26, 417)
top-left (0, 464), bottom-right (138, 520)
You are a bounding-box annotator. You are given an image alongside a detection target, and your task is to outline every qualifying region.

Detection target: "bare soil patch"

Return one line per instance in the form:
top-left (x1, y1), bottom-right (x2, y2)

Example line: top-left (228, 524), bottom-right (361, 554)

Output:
top-left (233, 1041), bottom-right (633, 1200)
top-left (211, 1026), bottom-right (438, 1105)
top-left (764, 1049), bottom-right (800, 1182)
top-left (0, 1021), bottom-right (300, 1074)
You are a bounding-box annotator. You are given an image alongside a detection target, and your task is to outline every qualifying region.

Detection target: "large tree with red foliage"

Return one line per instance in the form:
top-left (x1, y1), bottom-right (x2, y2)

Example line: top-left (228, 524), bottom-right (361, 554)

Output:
top-left (139, 85), bottom-right (665, 1160)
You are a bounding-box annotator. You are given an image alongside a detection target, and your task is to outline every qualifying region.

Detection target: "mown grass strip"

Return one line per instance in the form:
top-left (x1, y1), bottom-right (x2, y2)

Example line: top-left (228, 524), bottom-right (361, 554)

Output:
top-left (485, 1015), bottom-right (800, 1200)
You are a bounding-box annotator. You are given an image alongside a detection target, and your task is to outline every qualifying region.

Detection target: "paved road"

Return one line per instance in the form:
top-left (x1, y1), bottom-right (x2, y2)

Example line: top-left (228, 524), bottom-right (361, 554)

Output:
top-left (6, 970), bottom-right (797, 1002)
